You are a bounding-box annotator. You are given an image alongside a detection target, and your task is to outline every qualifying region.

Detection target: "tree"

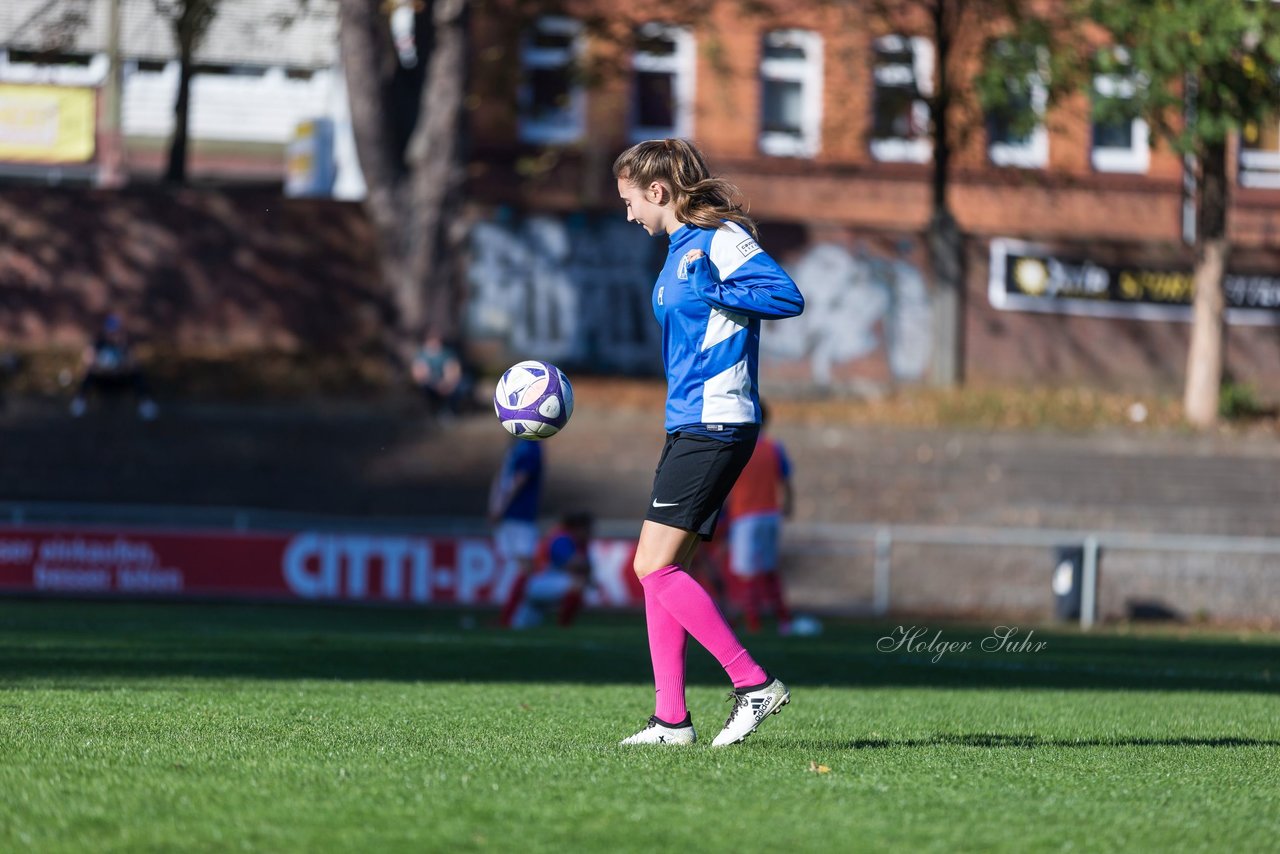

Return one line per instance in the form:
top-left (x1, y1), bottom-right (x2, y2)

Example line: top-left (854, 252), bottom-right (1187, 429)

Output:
top-left (337, 0), bottom-right (470, 347)
top-left (865, 0), bottom-right (1073, 388)
top-left (993, 2), bottom-right (1280, 427)
top-left (1093, 2), bottom-right (1280, 427)
top-left (153, 0), bottom-right (221, 184)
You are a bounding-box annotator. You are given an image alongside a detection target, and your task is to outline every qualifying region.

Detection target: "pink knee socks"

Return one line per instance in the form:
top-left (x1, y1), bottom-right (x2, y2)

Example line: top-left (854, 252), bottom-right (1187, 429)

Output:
top-left (641, 564), bottom-right (768, 723)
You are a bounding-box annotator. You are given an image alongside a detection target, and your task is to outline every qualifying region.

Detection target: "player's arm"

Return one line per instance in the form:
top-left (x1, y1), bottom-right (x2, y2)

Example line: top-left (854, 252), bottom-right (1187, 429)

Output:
top-left (684, 231), bottom-right (804, 320)
top-left (777, 442), bottom-right (794, 518)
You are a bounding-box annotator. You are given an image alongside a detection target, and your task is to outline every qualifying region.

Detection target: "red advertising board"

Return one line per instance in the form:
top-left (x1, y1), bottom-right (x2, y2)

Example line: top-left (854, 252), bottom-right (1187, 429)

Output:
top-left (0, 526), bottom-right (643, 607)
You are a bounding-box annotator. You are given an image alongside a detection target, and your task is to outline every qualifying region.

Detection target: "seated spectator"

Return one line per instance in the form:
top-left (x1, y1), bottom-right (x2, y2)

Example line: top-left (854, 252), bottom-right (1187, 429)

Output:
top-left (411, 333), bottom-right (469, 418)
top-left (70, 313), bottom-right (157, 420)
top-left (508, 512), bottom-right (595, 630)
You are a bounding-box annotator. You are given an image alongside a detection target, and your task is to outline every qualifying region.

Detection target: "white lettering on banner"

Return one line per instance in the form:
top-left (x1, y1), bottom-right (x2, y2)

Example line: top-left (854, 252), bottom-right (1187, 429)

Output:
top-left (33, 566), bottom-right (112, 591)
top-left (587, 540), bottom-right (635, 606)
top-left (377, 538), bottom-right (433, 601)
top-left (278, 532), bottom-right (640, 606)
top-left (283, 532), bottom-right (339, 598)
top-left (0, 540), bottom-right (34, 563)
top-left (37, 537), bottom-right (158, 567)
top-left (283, 533), bottom-right (436, 602)
top-left (118, 568), bottom-right (183, 592)
top-left (342, 536), bottom-right (378, 598)
top-left (456, 539), bottom-right (496, 602)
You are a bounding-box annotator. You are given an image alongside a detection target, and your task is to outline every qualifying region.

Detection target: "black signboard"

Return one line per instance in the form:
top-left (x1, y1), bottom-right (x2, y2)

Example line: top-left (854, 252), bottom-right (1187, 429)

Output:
top-left (989, 238), bottom-right (1280, 325)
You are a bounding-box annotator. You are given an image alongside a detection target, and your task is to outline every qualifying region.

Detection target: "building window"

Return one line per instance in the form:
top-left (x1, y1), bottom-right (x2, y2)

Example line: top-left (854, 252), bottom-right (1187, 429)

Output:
top-left (518, 16), bottom-right (584, 145)
top-left (0, 49), bottom-right (109, 86)
top-left (1091, 53), bottom-right (1148, 173)
top-left (758, 29), bottom-right (822, 158)
top-left (984, 43), bottom-right (1048, 169)
top-left (1240, 117), bottom-right (1280, 188)
top-left (871, 35), bottom-right (933, 163)
top-left (630, 23), bottom-right (694, 142)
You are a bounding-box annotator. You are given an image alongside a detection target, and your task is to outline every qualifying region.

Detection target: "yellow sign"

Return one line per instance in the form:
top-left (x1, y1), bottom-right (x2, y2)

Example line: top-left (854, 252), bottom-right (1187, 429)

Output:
top-left (0, 84), bottom-right (96, 163)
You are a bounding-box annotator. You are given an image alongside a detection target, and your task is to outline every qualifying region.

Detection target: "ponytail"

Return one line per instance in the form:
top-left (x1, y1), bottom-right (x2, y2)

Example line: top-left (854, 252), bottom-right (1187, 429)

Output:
top-left (612, 138), bottom-right (758, 239)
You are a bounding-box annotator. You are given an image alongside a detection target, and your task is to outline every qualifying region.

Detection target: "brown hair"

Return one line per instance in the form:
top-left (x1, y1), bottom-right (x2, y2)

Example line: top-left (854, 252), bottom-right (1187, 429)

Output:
top-left (613, 138), bottom-right (758, 239)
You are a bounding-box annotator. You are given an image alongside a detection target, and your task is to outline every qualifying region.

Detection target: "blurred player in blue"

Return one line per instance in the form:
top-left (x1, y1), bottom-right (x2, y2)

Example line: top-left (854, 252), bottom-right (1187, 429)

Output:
top-left (508, 512), bottom-right (594, 629)
top-left (489, 436), bottom-right (542, 626)
top-left (613, 138), bottom-right (804, 747)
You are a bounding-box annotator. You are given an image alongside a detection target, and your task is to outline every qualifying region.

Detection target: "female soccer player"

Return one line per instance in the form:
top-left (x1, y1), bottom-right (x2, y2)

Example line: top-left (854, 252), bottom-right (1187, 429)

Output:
top-left (614, 139), bottom-right (804, 747)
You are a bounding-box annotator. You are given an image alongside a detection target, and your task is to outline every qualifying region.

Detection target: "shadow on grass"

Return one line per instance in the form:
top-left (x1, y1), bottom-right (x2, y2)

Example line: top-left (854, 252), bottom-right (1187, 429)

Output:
top-left (825, 734), bottom-right (1280, 750)
top-left (0, 600), bottom-right (1276, 695)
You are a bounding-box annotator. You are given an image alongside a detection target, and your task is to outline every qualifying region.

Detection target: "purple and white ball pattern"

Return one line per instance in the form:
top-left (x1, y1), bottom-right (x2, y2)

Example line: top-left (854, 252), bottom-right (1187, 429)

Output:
top-left (494, 360), bottom-right (574, 439)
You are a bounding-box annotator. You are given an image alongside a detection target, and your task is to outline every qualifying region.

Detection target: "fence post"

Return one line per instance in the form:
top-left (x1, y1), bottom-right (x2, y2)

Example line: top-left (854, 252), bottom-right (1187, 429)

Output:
top-left (874, 526), bottom-right (893, 617)
top-left (1080, 535), bottom-right (1100, 631)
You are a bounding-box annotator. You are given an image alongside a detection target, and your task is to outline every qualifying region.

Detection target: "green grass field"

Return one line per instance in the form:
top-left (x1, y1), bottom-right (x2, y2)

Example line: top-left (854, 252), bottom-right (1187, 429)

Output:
top-left (1, 601), bottom-right (1277, 853)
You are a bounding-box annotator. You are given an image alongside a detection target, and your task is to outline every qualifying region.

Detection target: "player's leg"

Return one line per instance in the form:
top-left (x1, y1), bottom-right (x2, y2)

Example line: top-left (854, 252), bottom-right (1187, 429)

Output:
top-left (728, 517), bottom-right (763, 632)
top-left (751, 513), bottom-right (789, 633)
top-left (624, 432), bottom-right (789, 746)
top-left (495, 521), bottom-right (536, 628)
top-left (637, 518), bottom-right (789, 747)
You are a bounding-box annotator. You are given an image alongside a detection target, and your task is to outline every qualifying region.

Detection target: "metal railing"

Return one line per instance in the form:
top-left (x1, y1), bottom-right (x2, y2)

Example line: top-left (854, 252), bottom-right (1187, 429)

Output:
top-left (5, 500), bottom-right (1279, 629)
top-left (784, 522), bottom-right (1280, 629)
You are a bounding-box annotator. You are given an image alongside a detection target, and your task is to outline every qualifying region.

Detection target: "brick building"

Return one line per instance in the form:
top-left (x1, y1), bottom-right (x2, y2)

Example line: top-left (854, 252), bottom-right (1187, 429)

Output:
top-left (465, 2), bottom-right (1280, 395)
top-left (3, 1), bottom-right (1278, 395)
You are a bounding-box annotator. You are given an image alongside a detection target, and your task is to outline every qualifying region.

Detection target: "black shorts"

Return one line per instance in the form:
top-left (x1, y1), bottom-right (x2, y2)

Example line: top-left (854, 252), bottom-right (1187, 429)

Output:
top-left (646, 427), bottom-right (760, 540)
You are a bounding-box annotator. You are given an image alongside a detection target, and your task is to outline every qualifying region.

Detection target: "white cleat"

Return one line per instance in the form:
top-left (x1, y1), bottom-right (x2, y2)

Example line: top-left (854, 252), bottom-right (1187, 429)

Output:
top-left (619, 715), bottom-right (697, 746)
top-left (711, 677), bottom-right (790, 746)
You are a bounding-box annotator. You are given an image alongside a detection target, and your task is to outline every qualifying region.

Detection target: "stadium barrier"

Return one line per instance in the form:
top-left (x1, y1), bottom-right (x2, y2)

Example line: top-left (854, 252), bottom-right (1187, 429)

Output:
top-left (0, 523), bottom-right (642, 608)
top-left (4, 501), bottom-right (1280, 624)
top-left (782, 522), bottom-right (1280, 628)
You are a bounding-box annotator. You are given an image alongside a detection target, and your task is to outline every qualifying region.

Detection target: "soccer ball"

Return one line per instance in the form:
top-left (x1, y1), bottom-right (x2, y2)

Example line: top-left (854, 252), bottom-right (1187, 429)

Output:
top-left (493, 360), bottom-right (574, 439)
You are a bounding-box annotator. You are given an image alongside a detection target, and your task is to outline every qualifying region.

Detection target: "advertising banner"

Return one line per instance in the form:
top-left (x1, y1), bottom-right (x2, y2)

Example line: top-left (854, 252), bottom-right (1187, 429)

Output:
top-left (0, 526), bottom-right (643, 607)
top-left (989, 238), bottom-right (1280, 326)
top-left (0, 84), bottom-right (96, 163)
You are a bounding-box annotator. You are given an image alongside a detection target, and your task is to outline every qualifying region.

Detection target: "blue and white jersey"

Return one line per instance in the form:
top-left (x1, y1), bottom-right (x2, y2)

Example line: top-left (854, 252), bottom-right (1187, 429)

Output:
top-left (653, 221), bottom-right (804, 434)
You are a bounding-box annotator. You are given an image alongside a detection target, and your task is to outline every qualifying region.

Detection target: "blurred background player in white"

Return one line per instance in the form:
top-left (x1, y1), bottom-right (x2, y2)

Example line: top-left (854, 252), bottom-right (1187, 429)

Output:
top-left (489, 435), bottom-right (543, 626)
top-left (613, 138), bottom-right (804, 748)
top-left (509, 512), bottom-right (595, 629)
top-left (723, 401), bottom-right (794, 635)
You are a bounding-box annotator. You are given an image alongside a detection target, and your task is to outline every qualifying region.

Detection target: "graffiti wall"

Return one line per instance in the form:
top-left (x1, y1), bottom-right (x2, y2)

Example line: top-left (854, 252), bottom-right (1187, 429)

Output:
top-left (762, 233), bottom-right (932, 387)
top-left (468, 213), bottom-right (665, 374)
top-left (467, 211), bottom-right (934, 390)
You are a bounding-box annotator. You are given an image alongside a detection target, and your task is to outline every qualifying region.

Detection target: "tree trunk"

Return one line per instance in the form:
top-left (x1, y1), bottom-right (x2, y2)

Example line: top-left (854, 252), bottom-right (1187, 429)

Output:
top-left (165, 39), bottom-right (195, 184)
top-left (926, 0), bottom-right (963, 387)
top-left (406, 0), bottom-right (469, 342)
top-left (927, 209), bottom-right (964, 386)
top-left (338, 0), bottom-right (470, 351)
top-left (1183, 142), bottom-right (1229, 428)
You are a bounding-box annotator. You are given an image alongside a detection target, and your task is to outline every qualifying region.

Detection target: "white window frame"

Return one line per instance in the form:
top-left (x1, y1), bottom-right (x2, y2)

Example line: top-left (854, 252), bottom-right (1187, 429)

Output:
top-left (518, 16), bottom-right (585, 145)
top-left (1091, 71), bottom-right (1149, 173)
top-left (870, 35), bottom-right (934, 164)
top-left (0, 50), bottom-right (109, 86)
top-left (1239, 119), bottom-right (1280, 188)
top-left (758, 29), bottom-right (823, 158)
top-left (987, 68), bottom-right (1048, 169)
top-left (630, 23), bottom-right (695, 143)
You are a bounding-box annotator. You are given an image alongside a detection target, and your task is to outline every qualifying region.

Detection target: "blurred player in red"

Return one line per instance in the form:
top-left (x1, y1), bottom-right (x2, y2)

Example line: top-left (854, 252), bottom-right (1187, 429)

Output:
top-left (723, 402), bottom-right (793, 635)
top-left (505, 512), bottom-right (594, 629)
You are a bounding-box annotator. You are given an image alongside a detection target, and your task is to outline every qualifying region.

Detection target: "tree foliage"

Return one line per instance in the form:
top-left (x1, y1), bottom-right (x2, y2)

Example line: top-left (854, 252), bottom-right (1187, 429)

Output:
top-left (981, 0), bottom-right (1280, 427)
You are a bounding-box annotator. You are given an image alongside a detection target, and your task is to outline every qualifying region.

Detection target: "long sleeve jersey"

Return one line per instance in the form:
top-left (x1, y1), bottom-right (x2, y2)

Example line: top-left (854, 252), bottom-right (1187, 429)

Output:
top-left (654, 221), bottom-right (804, 433)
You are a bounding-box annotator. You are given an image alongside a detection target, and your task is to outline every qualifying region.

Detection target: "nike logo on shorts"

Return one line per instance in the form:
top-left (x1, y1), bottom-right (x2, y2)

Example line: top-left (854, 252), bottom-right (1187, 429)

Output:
top-left (652, 500), bottom-right (679, 508)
